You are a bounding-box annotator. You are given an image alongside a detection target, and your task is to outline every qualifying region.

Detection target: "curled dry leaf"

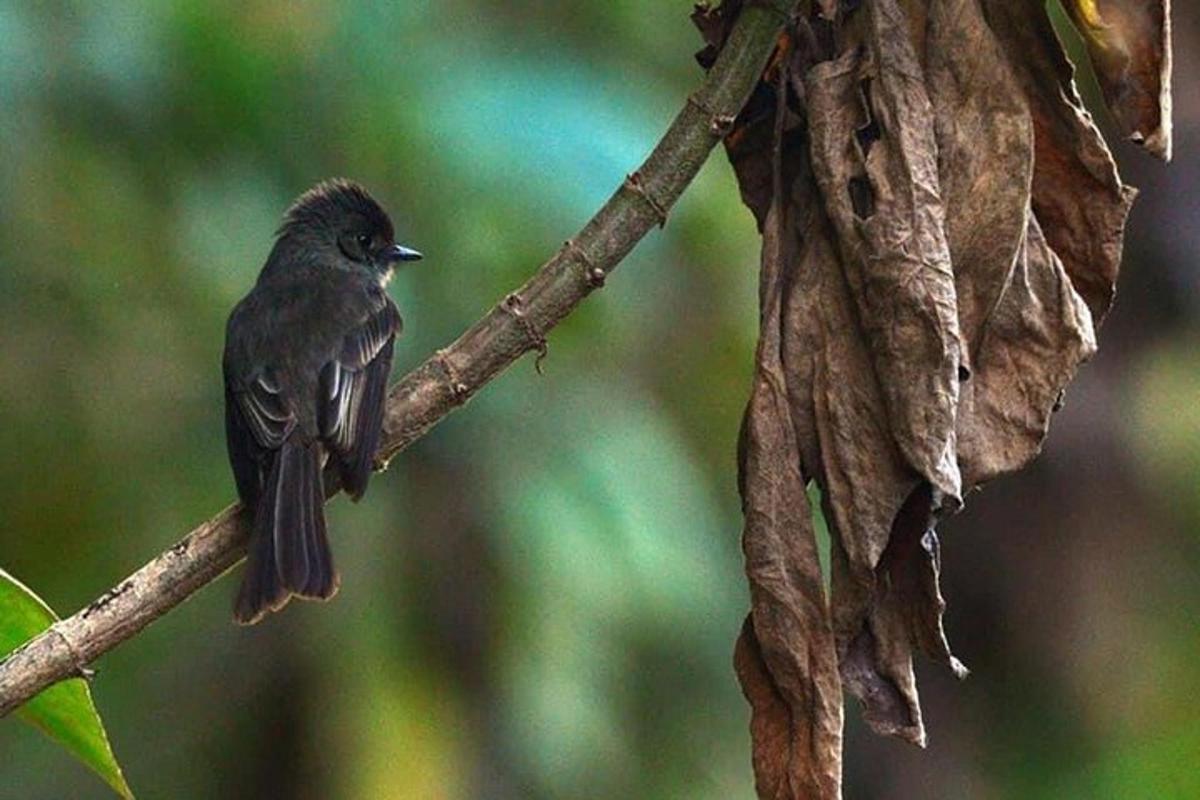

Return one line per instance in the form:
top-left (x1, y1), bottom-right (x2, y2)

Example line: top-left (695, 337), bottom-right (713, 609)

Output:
top-left (802, 0), bottom-right (967, 747)
top-left (1063, 0), bottom-right (1173, 160)
top-left (696, 0), bottom-right (1167, 797)
top-left (806, 0), bottom-right (964, 508)
top-left (981, 0), bottom-right (1137, 321)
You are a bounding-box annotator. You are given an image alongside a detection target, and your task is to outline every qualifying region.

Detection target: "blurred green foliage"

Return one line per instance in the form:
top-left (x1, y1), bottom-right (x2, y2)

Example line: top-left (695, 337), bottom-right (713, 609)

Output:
top-left (1, 2), bottom-right (1197, 799)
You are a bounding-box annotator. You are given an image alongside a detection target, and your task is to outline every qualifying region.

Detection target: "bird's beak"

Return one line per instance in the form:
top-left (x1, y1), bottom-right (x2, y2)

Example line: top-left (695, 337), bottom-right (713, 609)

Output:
top-left (384, 243), bottom-right (424, 264)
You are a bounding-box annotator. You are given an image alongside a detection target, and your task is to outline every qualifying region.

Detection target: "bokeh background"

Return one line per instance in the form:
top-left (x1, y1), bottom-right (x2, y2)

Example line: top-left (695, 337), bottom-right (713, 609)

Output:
top-left (0, 2), bottom-right (1196, 798)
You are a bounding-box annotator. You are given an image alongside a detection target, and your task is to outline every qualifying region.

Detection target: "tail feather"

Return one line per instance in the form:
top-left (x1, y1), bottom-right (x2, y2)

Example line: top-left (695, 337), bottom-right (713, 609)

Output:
top-left (275, 443), bottom-right (313, 591)
top-left (301, 469), bottom-right (337, 598)
top-left (234, 439), bottom-right (338, 625)
top-left (234, 458), bottom-right (289, 624)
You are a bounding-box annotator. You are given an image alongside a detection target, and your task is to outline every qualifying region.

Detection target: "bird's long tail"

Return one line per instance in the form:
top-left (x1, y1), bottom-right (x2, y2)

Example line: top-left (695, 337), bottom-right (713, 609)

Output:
top-left (234, 438), bottom-right (338, 624)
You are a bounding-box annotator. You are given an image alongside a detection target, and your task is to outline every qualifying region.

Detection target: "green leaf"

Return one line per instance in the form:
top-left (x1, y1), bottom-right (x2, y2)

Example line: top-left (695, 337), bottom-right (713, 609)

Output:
top-left (0, 568), bottom-right (134, 799)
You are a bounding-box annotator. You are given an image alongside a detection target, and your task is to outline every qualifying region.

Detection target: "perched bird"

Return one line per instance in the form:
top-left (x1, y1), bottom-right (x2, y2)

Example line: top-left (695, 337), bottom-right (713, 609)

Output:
top-left (223, 179), bottom-right (422, 624)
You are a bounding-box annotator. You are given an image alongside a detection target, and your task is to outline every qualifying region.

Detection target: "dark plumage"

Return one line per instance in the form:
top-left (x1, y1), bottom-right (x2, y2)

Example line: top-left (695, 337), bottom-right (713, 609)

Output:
top-left (223, 179), bottom-right (422, 624)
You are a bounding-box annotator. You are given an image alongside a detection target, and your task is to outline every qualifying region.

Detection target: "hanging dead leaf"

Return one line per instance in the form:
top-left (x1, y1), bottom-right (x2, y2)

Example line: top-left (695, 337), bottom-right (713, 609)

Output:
top-left (1063, 0), bottom-right (1173, 159)
top-left (928, 0), bottom-right (1100, 484)
top-left (806, 0), bottom-right (964, 508)
top-left (983, 0), bottom-right (1137, 320)
top-left (696, 0), bottom-right (1171, 798)
top-left (733, 65), bottom-right (844, 796)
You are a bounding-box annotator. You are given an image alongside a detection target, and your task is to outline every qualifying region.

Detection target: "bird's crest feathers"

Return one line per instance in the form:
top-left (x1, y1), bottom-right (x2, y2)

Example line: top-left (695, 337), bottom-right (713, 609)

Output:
top-left (276, 178), bottom-right (394, 241)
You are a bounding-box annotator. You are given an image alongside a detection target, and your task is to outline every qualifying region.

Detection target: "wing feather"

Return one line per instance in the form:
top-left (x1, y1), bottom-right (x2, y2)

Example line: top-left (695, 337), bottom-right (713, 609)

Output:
top-left (238, 371), bottom-right (296, 449)
top-left (225, 386), bottom-right (266, 507)
top-left (319, 299), bottom-right (400, 499)
top-left (225, 367), bottom-right (297, 507)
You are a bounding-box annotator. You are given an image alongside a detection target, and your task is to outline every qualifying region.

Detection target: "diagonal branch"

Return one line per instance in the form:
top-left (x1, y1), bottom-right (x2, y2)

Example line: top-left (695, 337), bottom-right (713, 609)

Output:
top-left (0, 0), bottom-right (796, 718)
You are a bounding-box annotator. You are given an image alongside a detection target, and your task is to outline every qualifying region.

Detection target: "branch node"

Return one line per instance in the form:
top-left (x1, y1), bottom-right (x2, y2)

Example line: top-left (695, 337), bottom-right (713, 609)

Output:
top-left (566, 239), bottom-right (607, 290)
top-left (623, 171), bottom-right (669, 228)
top-left (49, 626), bottom-right (92, 682)
top-left (435, 349), bottom-right (470, 405)
top-left (502, 293), bottom-right (549, 374)
top-left (711, 113), bottom-right (737, 136)
top-left (688, 92), bottom-right (737, 137)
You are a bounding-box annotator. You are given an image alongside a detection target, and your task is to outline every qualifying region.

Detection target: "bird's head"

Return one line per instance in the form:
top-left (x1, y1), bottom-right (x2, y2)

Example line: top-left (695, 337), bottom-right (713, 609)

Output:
top-left (276, 178), bottom-right (422, 282)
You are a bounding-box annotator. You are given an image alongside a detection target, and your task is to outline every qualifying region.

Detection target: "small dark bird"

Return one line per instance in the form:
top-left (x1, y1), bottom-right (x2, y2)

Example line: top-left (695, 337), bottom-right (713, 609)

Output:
top-left (223, 179), bottom-right (422, 624)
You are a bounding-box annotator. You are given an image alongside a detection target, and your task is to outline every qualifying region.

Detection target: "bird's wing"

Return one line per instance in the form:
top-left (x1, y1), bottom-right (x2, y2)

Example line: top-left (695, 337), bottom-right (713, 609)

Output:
top-left (225, 368), bottom-right (297, 506)
top-left (318, 297), bottom-right (401, 499)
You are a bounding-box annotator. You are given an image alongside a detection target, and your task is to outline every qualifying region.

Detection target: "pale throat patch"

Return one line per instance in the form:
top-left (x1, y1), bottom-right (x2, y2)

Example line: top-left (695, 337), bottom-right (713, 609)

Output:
top-left (378, 267), bottom-right (395, 288)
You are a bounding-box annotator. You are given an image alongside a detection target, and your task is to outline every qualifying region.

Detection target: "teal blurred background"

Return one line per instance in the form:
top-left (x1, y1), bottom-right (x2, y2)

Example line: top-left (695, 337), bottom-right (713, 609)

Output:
top-left (0, 2), bottom-right (1196, 798)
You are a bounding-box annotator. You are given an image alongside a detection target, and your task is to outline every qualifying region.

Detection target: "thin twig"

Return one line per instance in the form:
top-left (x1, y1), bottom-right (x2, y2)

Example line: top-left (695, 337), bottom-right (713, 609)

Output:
top-left (0, 0), bottom-right (796, 718)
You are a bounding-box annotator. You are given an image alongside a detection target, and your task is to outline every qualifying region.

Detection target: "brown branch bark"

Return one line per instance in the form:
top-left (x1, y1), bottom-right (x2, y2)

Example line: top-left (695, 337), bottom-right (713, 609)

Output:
top-left (0, 0), bottom-right (796, 718)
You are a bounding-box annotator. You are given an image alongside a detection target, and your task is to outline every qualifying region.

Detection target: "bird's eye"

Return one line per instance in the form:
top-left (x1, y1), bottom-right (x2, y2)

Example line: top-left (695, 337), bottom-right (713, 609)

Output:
top-left (356, 233), bottom-right (372, 250)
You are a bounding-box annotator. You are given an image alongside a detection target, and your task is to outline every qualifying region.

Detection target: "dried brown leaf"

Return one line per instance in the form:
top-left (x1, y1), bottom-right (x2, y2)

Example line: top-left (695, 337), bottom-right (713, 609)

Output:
top-left (734, 618), bottom-right (797, 800)
top-left (736, 180), bottom-right (844, 800)
top-left (806, 0), bottom-right (964, 507)
top-left (692, 0), bottom-right (741, 69)
top-left (983, 0), bottom-right (1137, 320)
top-left (929, 0), bottom-right (1098, 484)
top-left (698, 0), bottom-right (1169, 796)
top-left (800, 0), bottom-right (970, 745)
top-left (778, 97), bottom-right (944, 746)
top-left (1063, 0), bottom-right (1173, 159)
